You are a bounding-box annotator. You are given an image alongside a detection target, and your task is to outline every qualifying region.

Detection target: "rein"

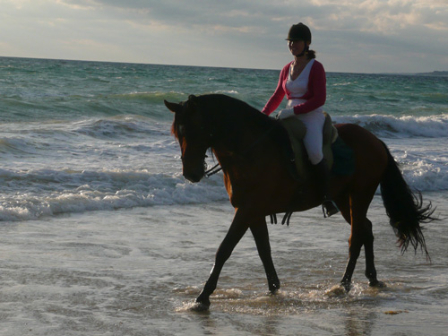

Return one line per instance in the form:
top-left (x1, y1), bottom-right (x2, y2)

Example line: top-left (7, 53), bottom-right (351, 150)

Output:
top-left (205, 124), bottom-right (277, 178)
top-left (205, 162), bottom-right (221, 177)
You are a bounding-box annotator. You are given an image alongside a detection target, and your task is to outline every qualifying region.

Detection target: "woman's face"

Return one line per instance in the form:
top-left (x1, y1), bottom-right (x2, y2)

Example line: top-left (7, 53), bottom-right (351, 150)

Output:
top-left (288, 40), bottom-right (308, 57)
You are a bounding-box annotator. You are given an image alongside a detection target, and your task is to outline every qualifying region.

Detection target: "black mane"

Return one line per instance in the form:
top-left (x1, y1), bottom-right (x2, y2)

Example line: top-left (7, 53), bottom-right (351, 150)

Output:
top-left (190, 94), bottom-right (286, 153)
top-left (194, 94), bottom-right (272, 126)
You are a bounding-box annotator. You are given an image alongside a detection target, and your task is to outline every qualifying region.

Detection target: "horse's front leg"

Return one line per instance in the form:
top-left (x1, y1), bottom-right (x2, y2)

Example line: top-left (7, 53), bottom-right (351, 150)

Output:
top-left (195, 209), bottom-right (249, 311)
top-left (250, 217), bottom-right (280, 294)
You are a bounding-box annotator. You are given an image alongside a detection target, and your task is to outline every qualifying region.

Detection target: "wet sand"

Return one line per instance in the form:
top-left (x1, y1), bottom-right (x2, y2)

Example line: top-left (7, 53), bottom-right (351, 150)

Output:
top-left (0, 194), bottom-right (447, 335)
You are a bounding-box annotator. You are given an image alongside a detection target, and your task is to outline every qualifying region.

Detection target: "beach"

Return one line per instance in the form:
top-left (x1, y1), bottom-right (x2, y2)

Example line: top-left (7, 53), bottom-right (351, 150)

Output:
top-left (0, 57), bottom-right (447, 335)
top-left (1, 197), bottom-right (447, 336)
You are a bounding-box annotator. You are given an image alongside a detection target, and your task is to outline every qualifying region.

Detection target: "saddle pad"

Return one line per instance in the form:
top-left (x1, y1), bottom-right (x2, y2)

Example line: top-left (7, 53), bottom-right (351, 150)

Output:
top-left (331, 136), bottom-right (355, 176)
top-left (279, 113), bottom-right (338, 180)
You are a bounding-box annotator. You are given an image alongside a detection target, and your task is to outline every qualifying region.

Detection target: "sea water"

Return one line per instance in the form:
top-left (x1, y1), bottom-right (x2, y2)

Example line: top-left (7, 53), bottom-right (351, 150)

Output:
top-left (0, 57), bottom-right (447, 335)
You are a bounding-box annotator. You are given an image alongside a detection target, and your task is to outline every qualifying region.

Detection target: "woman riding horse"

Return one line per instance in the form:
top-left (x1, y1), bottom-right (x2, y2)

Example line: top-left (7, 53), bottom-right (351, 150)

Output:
top-left (165, 93), bottom-right (435, 312)
top-left (263, 22), bottom-right (338, 217)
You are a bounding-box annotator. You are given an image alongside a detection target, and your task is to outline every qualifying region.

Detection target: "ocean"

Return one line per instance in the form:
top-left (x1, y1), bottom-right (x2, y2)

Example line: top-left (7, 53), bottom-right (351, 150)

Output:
top-left (0, 56), bottom-right (447, 335)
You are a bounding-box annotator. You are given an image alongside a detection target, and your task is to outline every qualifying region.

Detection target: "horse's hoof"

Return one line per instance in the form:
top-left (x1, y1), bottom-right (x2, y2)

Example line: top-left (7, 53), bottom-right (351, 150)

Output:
top-left (268, 284), bottom-right (280, 295)
top-left (267, 289), bottom-right (278, 296)
top-left (325, 284), bottom-right (348, 297)
top-left (340, 281), bottom-right (352, 292)
top-left (190, 301), bottom-right (210, 312)
top-left (369, 280), bottom-right (387, 288)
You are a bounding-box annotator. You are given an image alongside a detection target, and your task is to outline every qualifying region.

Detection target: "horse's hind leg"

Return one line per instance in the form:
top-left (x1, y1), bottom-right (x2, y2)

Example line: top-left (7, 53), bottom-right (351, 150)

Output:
top-left (250, 218), bottom-right (280, 293)
top-left (363, 218), bottom-right (377, 285)
top-left (340, 193), bottom-right (377, 291)
top-left (364, 218), bottom-right (385, 288)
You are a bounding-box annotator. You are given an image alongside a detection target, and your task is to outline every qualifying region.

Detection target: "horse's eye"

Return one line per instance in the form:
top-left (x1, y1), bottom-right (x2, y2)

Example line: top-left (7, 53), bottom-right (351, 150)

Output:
top-left (178, 125), bottom-right (186, 136)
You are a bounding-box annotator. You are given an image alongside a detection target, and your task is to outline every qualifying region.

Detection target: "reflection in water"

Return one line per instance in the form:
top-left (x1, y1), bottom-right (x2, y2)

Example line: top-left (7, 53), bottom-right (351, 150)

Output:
top-left (175, 281), bottom-right (394, 335)
top-left (344, 307), bottom-right (376, 336)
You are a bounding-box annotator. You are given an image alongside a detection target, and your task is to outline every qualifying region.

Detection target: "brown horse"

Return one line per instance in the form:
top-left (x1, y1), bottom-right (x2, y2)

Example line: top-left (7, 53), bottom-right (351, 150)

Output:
top-left (164, 94), bottom-right (435, 311)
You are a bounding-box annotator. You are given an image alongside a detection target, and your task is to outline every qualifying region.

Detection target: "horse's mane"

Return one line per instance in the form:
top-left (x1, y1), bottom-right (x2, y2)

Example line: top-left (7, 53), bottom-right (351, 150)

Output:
top-left (193, 94), bottom-right (278, 142)
top-left (180, 94), bottom-right (293, 160)
top-left (196, 94), bottom-right (272, 125)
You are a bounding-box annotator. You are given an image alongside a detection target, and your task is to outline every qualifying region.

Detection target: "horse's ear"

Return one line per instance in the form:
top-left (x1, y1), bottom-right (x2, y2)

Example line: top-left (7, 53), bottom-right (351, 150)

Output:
top-left (187, 95), bottom-right (198, 110)
top-left (164, 100), bottom-right (182, 114)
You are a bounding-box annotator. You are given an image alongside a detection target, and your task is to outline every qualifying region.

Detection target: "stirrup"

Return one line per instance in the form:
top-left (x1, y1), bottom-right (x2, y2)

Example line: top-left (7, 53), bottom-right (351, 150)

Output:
top-left (322, 200), bottom-right (339, 218)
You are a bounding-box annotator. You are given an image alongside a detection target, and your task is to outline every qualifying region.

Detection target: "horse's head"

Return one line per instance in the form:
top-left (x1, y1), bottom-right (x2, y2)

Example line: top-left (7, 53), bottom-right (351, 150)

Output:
top-left (165, 95), bottom-right (213, 183)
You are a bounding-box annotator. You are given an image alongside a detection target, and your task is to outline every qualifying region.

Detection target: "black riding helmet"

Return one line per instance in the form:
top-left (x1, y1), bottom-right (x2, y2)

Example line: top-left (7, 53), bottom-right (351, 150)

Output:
top-left (286, 22), bottom-right (312, 43)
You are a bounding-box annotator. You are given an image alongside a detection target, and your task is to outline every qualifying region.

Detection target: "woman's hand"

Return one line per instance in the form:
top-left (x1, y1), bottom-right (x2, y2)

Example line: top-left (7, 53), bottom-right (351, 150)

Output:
top-left (276, 108), bottom-right (295, 119)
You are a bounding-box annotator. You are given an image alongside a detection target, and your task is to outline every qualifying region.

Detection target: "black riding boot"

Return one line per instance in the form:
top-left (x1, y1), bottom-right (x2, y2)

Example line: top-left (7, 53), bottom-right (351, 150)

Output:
top-left (314, 159), bottom-right (339, 217)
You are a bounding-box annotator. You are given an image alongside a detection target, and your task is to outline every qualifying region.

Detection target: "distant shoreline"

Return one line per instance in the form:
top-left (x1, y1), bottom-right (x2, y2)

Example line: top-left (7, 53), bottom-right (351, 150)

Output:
top-left (416, 71), bottom-right (448, 77)
top-left (1, 55), bottom-right (447, 76)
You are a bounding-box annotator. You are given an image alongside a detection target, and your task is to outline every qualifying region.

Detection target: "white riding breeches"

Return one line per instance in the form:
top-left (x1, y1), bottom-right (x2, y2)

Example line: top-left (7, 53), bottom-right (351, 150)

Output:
top-left (287, 99), bottom-right (325, 165)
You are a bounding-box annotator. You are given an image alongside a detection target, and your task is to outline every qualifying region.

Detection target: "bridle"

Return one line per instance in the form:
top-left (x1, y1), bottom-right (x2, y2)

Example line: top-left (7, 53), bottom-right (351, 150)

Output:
top-left (177, 95), bottom-right (278, 178)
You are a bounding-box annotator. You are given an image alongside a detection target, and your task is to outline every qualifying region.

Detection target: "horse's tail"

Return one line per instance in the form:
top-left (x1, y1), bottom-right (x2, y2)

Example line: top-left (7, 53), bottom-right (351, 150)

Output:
top-left (379, 142), bottom-right (435, 259)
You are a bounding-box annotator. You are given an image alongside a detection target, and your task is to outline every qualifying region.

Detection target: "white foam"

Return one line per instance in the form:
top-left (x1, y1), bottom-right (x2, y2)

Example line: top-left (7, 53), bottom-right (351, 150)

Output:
top-left (333, 114), bottom-right (448, 138)
top-left (0, 113), bottom-right (446, 222)
top-left (0, 169), bottom-right (228, 221)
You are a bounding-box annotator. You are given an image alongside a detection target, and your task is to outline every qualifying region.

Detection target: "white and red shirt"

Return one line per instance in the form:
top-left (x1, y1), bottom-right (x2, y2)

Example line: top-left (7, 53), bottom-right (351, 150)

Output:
top-left (262, 59), bottom-right (326, 116)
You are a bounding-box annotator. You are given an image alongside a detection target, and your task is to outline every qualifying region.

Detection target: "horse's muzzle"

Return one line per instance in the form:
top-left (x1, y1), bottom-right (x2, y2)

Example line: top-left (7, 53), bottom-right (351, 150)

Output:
top-left (181, 155), bottom-right (206, 183)
top-left (183, 161), bottom-right (205, 182)
top-left (183, 169), bottom-right (204, 183)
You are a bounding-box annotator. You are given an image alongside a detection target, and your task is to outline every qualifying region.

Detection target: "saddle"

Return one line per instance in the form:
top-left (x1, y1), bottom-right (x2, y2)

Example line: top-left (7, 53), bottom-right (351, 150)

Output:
top-left (279, 113), bottom-right (339, 181)
top-left (272, 113), bottom-right (354, 225)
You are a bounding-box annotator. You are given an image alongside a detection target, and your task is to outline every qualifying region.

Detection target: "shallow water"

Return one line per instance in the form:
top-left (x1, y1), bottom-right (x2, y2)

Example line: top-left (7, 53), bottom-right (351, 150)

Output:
top-left (1, 57), bottom-right (447, 335)
top-left (1, 57), bottom-right (448, 221)
top-left (0, 194), bottom-right (446, 335)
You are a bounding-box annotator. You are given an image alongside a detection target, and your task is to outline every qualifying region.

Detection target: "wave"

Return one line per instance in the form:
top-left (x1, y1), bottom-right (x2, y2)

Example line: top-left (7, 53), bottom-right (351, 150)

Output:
top-left (0, 168), bottom-right (228, 221)
top-left (0, 155), bottom-right (445, 222)
top-left (110, 90), bottom-right (240, 105)
top-left (333, 114), bottom-right (448, 138)
top-left (72, 116), bottom-right (170, 140)
top-left (0, 117), bottom-right (171, 158)
top-left (110, 91), bottom-right (188, 104)
top-left (0, 138), bottom-right (37, 155)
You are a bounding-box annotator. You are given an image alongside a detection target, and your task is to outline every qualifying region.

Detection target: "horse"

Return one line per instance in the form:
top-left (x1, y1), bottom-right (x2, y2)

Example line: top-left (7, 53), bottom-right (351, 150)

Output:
top-left (164, 93), bottom-right (435, 311)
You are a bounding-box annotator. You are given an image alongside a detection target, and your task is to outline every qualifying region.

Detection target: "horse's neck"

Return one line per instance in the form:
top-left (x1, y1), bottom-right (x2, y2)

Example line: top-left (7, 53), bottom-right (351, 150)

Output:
top-left (212, 120), bottom-right (274, 173)
top-left (216, 116), bottom-right (266, 150)
top-left (206, 98), bottom-right (276, 167)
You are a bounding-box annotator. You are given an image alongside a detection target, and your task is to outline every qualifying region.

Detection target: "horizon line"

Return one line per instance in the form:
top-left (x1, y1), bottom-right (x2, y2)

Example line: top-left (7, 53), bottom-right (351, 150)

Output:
top-left (1, 55), bottom-right (447, 76)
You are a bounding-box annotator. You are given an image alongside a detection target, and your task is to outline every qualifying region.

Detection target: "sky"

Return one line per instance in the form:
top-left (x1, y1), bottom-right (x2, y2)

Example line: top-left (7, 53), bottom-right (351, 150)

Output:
top-left (1, 0), bottom-right (447, 73)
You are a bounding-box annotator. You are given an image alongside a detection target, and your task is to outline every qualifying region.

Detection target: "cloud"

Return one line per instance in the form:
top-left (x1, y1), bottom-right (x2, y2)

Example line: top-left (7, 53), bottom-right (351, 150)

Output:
top-left (62, 0), bottom-right (447, 44)
top-left (1, 0), bottom-right (447, 72)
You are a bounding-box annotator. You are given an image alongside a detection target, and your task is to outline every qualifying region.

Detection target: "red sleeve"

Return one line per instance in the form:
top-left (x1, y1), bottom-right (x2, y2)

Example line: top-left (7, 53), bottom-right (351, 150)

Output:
top-left (261, 63), bottom-right (291, 116)
top-left (293, 61), bottom-right (326, 115)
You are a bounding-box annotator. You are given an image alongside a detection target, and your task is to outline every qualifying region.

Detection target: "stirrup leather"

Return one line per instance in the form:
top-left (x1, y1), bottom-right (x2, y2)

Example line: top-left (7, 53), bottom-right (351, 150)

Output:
top-left (322, 199), bottom-right (339, 218)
